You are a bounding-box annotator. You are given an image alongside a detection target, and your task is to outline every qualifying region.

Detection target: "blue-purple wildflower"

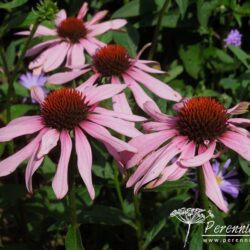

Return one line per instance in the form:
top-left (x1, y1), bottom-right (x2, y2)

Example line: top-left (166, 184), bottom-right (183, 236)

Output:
top-left (224, 29), bottom-right (242, 47)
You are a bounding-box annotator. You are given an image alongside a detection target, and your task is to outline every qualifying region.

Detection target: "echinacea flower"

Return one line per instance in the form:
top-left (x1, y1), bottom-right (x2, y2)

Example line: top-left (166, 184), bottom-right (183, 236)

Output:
top-left (18, 2), bottom-right (127, 73)
top-left (126, 98), bottom-right (250, 213)
top-left (19, 72), bottom-right (47, 103)
top-left (48, 44), bottom-right (182, 115)
top-left (0, 84), bottom-right (146, 199)
top-left (212, 159), bottom-right (240, 199)
top-left (224, 29), bottom-right (242, 47)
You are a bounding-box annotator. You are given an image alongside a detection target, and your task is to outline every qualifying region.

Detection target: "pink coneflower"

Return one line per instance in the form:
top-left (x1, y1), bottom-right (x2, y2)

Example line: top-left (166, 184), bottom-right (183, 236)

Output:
top-left (18, 2), bottom-right (127, 73)
top-left (0, 84), bottom-right (146, 199)
top-left (126, 98), bottom-right (250, 213)
top-left (48, 44), bottom-right (182, 114)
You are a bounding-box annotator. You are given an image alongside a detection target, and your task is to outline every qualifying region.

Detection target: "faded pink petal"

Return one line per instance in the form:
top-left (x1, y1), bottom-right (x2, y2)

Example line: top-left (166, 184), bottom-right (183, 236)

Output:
top-left (80, 38), bottom-right (100, 55)
top-left (55, 9), bottom-right (67, 26)
top-left (143, 121), bottom-right (171, 132)
top-left (52, 130), bottom-right (72, 199)
top-left (179, 141), bottom-right (216, 167)
top-left (133, 61), bottom-right (165, 74)
top-left (229, 118), bottom-right (250, 126)
top-left (80, 121), bottom-right (137, 153)
top-left (227, 102), bottom-right (250, 115)
top-left (35, 25), bottom-right (57, 36)
top-left (77, 73), bottom-right (100, 92)
top-left (75, 127), bottom-right (95, 200)
top-left (0, 116), bottom-right (44, 142)
top-left (0, 128), bottom-right (47, 177)
top-left (77, 2), bottom-right (88, 19)
top-left (66, 43), bottom-right (85, 67)
top-left (31, 86), bottom-right (45, 103)
top-left (127, 68), bottom-right (182, 102)
top-left (86, 10), bottom-right (108, 26)
top-left (203, 161), bottom-right (228, 213)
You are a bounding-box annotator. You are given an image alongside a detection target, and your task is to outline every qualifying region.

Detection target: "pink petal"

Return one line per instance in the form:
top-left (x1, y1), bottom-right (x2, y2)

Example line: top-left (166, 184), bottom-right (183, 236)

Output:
top-left (80, 121), bottom-right (137, 153)
top-left (86, 10), bottom-right (108, 26)
top-left (48, 68), bottom-right (90, 84)
top-left (75, 127), bottom-right (95, 200)
top-left (133, 61), bottom-right (165, 74)
top-left (43, 42), bottom-right (69, 72)
top-left (88, 19), bottom-right (127, 36)
top-left (123, 74), bottom-right (161, 112)
top-left (26, 39), bottom-right (61, 57)
top-left (77, 2), bottom-right (88, 19)
top-left (126, 130), bottom-right (178, 168)
top-left (35, 25), bottom-right (57, 36)
top-left (55, 9), bottom-right (67, 26)
top-left (87, 114), bottom-right (142, 137)
top-left (80, 38), bottom-right (99, 55)
top-left (37, 129), bottom-right (60, 159)
top-left (77, 73), bottom-right (100, 92)
top-left (31, 86), bottom-right (45, 103)
top-left (85, 84), bottom-right (126, 105)
top-left (229, 118), bottom-right (250, 126)
top-left (0, 128), bottom-right (47, 177)
top-left (0, 116), bottom-right (44, 142)
top-left (25, 144), bottom-right (44, 193)
top-left (127, 68), bottom-right (182, 102)
top-left (66, 43), bottom-right (85, 67)
top-left (86, 37), bottom-right (106, 47)
top-left (179, 141), bottom-right (216, 167)
top-left (52, 130), bottom-right (72, 199)
top-left (227, 102), bottom-right (250, 115)
top-left (143, 122), bottom-right (170, 132)
top-left (93, 107), bottom-right (146, 122)
top-left (219, 131), bottom-right (250, 161)
top-left (203, 161), bottom-right (228, 213)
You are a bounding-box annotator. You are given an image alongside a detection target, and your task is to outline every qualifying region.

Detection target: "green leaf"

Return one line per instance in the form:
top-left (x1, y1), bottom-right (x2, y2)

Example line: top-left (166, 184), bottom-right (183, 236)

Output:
top-left (219, 78), bottom-right (239, 93)
top-left (164, 65), bottom-right (183, 82)
top-left (176, 0), bottom-right (189, 19)
top-left (228, 45), bottom-right (250, 69)
top-left (189, 225), bottom-right (203, 250)
top-left (143, 219), bottom-right (166, 249)
top-left (65, 226), bottom-right (85, 250)
top-left (0, 0), bottom-right (28, 11)
top-left (239, 157), bottom-right (250, 177)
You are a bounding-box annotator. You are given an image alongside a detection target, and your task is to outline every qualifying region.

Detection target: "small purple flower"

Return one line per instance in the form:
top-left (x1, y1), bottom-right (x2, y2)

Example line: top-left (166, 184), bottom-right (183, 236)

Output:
top-left (19, 72), bottom-right (47, 89)
top-left (212, 159), bottom-right (240, 198)
top-left (224, 29), bottom-right (242, 47)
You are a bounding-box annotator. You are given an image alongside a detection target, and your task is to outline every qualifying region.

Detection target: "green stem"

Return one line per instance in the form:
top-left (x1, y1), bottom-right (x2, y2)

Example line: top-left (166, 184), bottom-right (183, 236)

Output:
top-left (133, 194), bottom-right (144, 250)
top-left (148, 0), bottom-right (171, 60)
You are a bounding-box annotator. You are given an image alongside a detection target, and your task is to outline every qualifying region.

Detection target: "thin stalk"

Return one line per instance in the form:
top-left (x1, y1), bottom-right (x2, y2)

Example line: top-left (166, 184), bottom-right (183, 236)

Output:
top-left (133, 194), bottom-right (144, 250)
top-left (148, 0), bottom-right (171, 60)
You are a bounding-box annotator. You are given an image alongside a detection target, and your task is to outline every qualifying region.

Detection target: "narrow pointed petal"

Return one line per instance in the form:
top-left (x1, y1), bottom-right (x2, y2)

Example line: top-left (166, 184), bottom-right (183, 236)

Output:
top-left (80, 121), bottom-right (137, 153)
top-left (52, 130), bottom-right (72, 199)
top-left (37, 129), bottom-right (60, 159)
top-left (227, 102), bottom-right (250, 115)
top-left (55, 9), bottom-right (67, 26)
top-left (88, 19), bottom-right (127, 36)
top-left (128, 68), bottom-right (182, 101)
top-left (35, 25), bottom-right (57, 36)
top-left (134, 61), bottom-right (165, 74)
top-left (48, 68), bottom-right (90, 84)
top-left (77, 2), bottom-right (88, 19)
top-left (85, 84), bottom-right (126, 105)
top-left (93, 107), bottom-right (146, 121)
top-left (0, 116), bottom-right (44, 142)
top-left (31, 86), bottom-right (45, 103)
top-left (76, 73), bottom-right (100, 92)
top-left (87, 114), bottom-right (142, 137)
top-left (180, 141), bottom-right (216, 167)
top-left (203, 162), bottom-right (228, 213)
top-left (0, 128), bottom-right (47, 177)
top-left (126, 130), bottom-right (178, 168)
top-left (86, 10), bottom-right (108, 26)
top-left (143, 121), bottom-right (170, 132)
top-left (229, 118), bottom-right (250, 126)
top-left (75, 127), bottom-right (95, 199)
top-left (219, 131), bottom-right (250, 161)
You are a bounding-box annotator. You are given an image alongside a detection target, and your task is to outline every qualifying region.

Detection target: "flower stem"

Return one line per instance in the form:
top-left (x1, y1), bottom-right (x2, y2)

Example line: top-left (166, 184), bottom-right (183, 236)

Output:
top-left (148, 0), bottom-right (171, 60)
top-left (133, 194), bottom-right (144, 250)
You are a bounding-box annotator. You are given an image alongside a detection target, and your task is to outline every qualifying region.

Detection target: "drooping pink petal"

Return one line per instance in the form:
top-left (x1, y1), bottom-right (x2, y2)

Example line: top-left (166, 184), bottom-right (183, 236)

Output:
top-left (55, 9), bottom-right (67, 26)
top-left (126, 130), bottom-right (178, 168)
top-left (86, 10), bottom-right (108, 26)
top-left (66, 43), bottom-right (85, 67)
top-left (80, 38), bottom-right (99, 55)
top-left (25, 144), bottom-right (44, 193)
top-left (93, 107), bottom-right (146, 122)
top-left (77, 73), bottom-right (100, 92)
top-left (77, 2), bottom-right (88, 19)
top-left (123, 74), bottom-right (161, 112)
top-left (0, 128), bottom-right (48, 177)
top-left (35, 25), bottom-right (57, 36)
top-left (75, 127), bottom-right (95, 199)
top-left (87, 114), bottom-right (142, 137)
top-left (52, 130), bottom-right (72, 199)
top-left (133, 61), bottom-right (165, 74)
top-left (203, 161), bottom-right (228, 213)
top-left (0, 116), bottom-right (44, 142)
top-left (227, 102), bottom-right (250, 115)
top-left (80, 121), bottom-right (137, 153)
top-left (135, 43), bottom-right (152, 60)
top-left (48, 68), bottom-right (90, 84)
top-left (228, 124), bottom-right (249, 136)
top-left (88, 19), bottom-right (127, 36)
top-left (229, 118), bottom-right (250, 126)
top-left (37, 129), bottom-right (60, 159)
top-left (111, 76), bottom-right (133, 115)
top-left (85, 84), bottom-right (126, 105)
top-left (31, 86), bottom-right (45, 103)
top-left (219, 131), bottom-right (250, 161)
top-left (26, 39), bottom-right (61, 57)
top-left (143, 121), bottom-right (171, 132)
top-left (86, 37), bottom-right (106, 47)
top-left (43, 42), bottom-right (70, 72)
top-left (179, 141), bottom-right (216, 167)
top-left (127, 68), bottom-right (182, 102)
